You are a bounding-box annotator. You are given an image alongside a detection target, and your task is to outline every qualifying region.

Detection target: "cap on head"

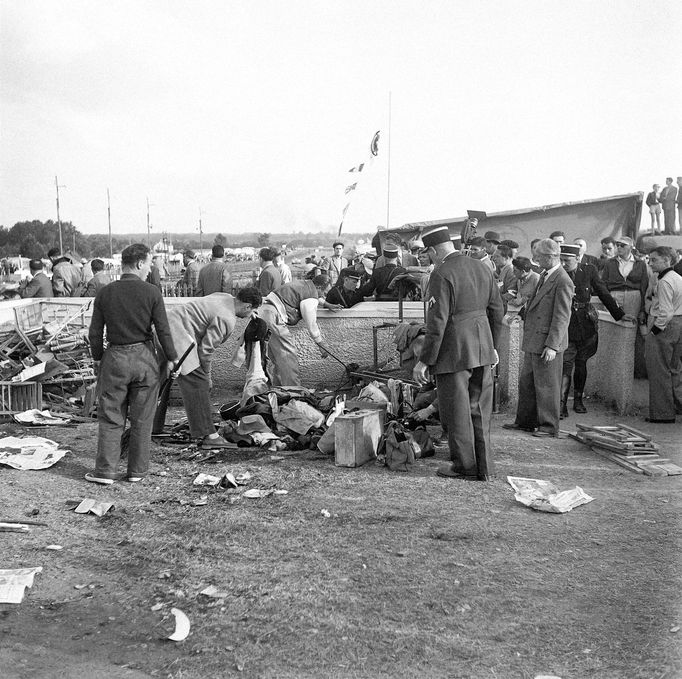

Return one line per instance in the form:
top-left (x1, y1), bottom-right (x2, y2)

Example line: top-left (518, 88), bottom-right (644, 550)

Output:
top-left (560, 244), bottom-right (581, 258)
top-left (185, 249), bottom-right (195, 259)
top-left (484, 231), bottom-right (501, 244)
top-left (382, 242), bottom-right (400, 255)
top-left (344, 270), bottom-right (361, 280)
top-left (409, 239), bottom-right (424, 251)
top-left (421, 225), bottom-right (451, 247)
top-left (615, 236), bottom-right (633, 247)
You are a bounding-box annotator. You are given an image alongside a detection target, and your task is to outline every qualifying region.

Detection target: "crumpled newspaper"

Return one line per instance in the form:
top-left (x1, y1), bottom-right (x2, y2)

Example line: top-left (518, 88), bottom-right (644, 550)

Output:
top-left (12, 409), bottom-right (71, 425)
top-left (0, 436), bottom-right (69, 470)
top-left (0, 567), bottom-right (43, 604)
top-left (507, 476), bottom-right (594, 514)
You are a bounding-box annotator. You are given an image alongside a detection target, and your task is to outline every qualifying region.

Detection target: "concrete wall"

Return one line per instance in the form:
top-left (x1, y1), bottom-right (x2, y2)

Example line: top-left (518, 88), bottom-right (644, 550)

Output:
top-left (1, 296), bottom-right (641, 413)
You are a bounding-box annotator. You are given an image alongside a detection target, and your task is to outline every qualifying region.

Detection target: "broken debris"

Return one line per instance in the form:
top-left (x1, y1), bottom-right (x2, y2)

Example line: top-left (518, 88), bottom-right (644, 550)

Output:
top-left (507, 476), bottom-right (593, 514)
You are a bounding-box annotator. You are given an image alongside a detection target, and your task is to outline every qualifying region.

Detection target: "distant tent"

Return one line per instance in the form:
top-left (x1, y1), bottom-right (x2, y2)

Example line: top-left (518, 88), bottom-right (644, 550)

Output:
top-left (377, 193), bottom-right (643, 257)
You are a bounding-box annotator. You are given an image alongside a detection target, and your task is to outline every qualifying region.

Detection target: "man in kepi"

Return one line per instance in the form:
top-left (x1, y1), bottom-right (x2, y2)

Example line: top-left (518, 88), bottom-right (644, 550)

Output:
top-left (558, 243), bottom-right (631, 418)
top-left (162, 288), bottom-right (262, 448)
top-left (86, 243), bottom-right (178, 484)
top-left (413, 223), bottom-right (504, 481)
top-left (504, 238), bottom-right (573, 437)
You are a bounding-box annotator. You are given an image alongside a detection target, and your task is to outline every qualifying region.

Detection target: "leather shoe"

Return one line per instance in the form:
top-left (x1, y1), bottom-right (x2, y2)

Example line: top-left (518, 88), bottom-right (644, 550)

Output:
top-left (436, 464), bottom-right (480, 481)
top-left (85, 472), bottom-right (115, 485)
top-left (532, 430), bottom-right (555, 438)
top-left (644, 417), bottom-right (676, 423)
top-left (502, 422), bottom-right (535, 432)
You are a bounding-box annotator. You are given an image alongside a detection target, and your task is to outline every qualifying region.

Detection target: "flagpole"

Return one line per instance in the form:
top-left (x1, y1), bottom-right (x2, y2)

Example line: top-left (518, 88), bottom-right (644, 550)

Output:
top-left (386, 91), bottom-right (392, 229)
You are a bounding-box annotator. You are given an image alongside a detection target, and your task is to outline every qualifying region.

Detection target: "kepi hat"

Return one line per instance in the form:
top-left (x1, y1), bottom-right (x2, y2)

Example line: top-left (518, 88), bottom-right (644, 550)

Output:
top-left (421, 224), bottom-right (451, 247)
top-left (560, 244), bottom-right (581, 257)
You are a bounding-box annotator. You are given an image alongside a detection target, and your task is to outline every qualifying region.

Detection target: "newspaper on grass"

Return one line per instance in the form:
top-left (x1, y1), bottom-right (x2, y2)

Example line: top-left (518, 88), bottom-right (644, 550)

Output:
top-left (0, 567), bottom-right (43, 604)
top-left (0, 436), bottom-right (69, 470)
top-left (507, 476), bottom-right (594, 514)
top-left (12, 409), bottom-right (72, 426)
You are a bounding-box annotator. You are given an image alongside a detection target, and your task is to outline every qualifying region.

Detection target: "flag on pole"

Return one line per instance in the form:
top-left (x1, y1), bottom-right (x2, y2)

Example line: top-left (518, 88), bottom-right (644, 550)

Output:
top-left (344, 182), bottom-right (357, 194)
top-left (370, 130), bottom-right (380, 156)
top-left (348, 163), bottom-right (364, 173)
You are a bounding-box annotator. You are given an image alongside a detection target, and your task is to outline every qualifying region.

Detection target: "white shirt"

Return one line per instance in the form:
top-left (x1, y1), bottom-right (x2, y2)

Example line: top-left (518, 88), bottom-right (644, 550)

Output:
top-left (617, 253), bottom-right (635, 280)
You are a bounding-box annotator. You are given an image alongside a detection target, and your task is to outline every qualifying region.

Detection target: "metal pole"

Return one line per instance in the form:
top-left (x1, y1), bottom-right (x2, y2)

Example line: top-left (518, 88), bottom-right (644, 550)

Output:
top-left (146, 197), bottom-right (151, 250)
top-left (107, 188), bottom-right (113, 259)
top-left (386, 91), bottom-right (392, 229)
top-left (198, 207), bottom-right (204, 255)
top-left (55, 176), bottom-right (63, 253)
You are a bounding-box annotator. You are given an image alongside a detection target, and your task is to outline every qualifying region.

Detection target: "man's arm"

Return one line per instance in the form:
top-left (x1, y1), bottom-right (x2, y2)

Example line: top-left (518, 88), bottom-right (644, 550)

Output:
top-left (19, 276), bottom-right (41, 298)
top-left (588, 266), bottom-right (625, 321)
top-left (486, 275), bottom-right (505, 350)
top-left (88, 297), bottom-right (106, 361)
top-left (418, 269), bottom-right (450, 366)
top-left (544, 276), bottom-right (574, 352)
top-left (199, 316), bottom-right (234, 369)
top-left (51, 265), bottom-right (67, 296)
top-left (220, 267), bottom-right (232, 293)
top-left (151, 293), bottom-right (178, 361)
top-left (651, 279), bottom-right (676, 333)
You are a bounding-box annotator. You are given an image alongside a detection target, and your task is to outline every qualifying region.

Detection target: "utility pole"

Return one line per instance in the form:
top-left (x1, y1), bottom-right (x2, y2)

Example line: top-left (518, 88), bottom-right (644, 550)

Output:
top-left (146, 197), bottom-right (152, 250)
top-left (107, 188), bottom-right (113, 259)
top-left (55, 176), bottom-right (66, 253)
top-left (198, 207), bottom-right (204, 255)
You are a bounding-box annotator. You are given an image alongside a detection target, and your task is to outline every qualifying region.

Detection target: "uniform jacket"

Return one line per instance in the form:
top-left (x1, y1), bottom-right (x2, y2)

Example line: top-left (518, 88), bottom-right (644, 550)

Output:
top-left (419, 253), bottom-right (504, 374)
top-left (368, 263), bottom-right (407, 300)
top-left (567, 262), bottom-right (623, 342)
top-left (522, 265), bottom-right (574, 354)
top-left (196, 260), bottom-right (231, 296)
top-left (19, 272), bottom-right (53, 298)
top-left (165, 293), bottom-right (237, 375)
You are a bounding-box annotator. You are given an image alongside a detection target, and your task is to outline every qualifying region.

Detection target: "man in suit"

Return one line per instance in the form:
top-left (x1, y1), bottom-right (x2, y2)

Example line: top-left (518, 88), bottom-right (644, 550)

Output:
top-left (660, 177), bottom-right (678, 234)
top-left (413, 224), bottom-right (504, 481)
top-left (504, 238), bottom-right (574, 437)
top-left (324, 241), bottom-right (349, 285)
top-left (84, 259), bottom-right (111, 297)
top-left (19, 258), bottom-right (53, 298)
top-left (677, 177), bottom-right (682, 231)
top-left (196, 244), bottom-right (231, 296)
top-left (160, 288), bottom-right (262, 448)
top-left (558, 244), bottom-right (632, 417)
top-left (177, 249), bottom-right (200, 295)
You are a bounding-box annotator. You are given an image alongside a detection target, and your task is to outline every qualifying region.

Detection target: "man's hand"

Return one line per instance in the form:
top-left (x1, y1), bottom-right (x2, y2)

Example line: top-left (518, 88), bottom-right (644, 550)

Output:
top-left (325, 302), bottom-right (343, 311)
top-left (316, 342), bottom-right (329, 358)
top-left (620, 314), bottom-right (636, 323)
top-left (413, 361), bottom-right (430, 386)
top-left (541, 347), bottom-right (557, 362)
top-left (412, 407), bottom-right (433, 422)
top-left (491, 349), bottom-right (499, 367)
top-left (93, 360), bottom-right (101, 377)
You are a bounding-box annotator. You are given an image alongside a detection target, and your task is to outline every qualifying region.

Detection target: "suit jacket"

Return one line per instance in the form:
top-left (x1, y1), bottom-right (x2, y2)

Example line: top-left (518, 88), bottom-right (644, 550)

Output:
top-left (522, 266), bottom-right (574, 354)
top-left (420, 253), bottom-right (504, 374)
top-left (84, 271), bottom-right (111, 297)
top-left (165, 293), bottom-right (237, 374)
top-left (660, 184), bottom-right (678, 207)
top-left (196, 260), bottom-right (231, 296)
top-left (19, 272), bottom-right (53, 298)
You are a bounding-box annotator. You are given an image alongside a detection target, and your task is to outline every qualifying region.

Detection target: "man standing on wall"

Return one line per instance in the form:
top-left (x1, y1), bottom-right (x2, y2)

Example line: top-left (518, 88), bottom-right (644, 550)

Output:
top-left (660, 177), bottom-right (678, 234)
top-left (413, 224), bottom-right (504, 481)
top-left (504, 239), bottom-right (574, 437)
top-left (86, 243), bottom-right (178, 485)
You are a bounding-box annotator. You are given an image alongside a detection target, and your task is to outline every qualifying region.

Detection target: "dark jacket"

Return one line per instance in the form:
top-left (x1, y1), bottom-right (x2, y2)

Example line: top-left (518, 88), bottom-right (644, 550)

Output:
top-left (367, 263), bottom-right (407, 300)
top-left (19, 272), bottom-right (53, 298)
top-left (600, 257), bottom-right (648, 307)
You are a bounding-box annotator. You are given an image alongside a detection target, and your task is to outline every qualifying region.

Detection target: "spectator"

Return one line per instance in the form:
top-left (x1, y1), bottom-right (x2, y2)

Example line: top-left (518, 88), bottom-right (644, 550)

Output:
top-left (646, 184), bottom-right (662, 234)
top-left (366, 243), bottom-right (407, 300)
top-left (196, 245), bottom-right (231, 296)
top-left (18, 258), bottom-right (52, 298)
top-left (48, 248), bottom-right (82, 297)
top-left (499, 239), bottom-right (519, 259)
top-left (274, 251), bottom-right (292, 284)
top-left (660, 177), bottom-right (678, 234)
top-left (483, 231), bottom-right (501, 258)
top-left (325, 270), bottom-right (371, 308)
top-left (529, 238), bottom-right (543, 273)
top-left (503, 239), bottom-right (574, 437)
top-left (400, 241), bottom-right (419, 267)
top-left (677, 177), bottom-right (682, 231)
top-left (468, 236), bottom-right (496, 273)
top-left (598, 236), bottom-right (617, 272)
top-left (492, 244), bottom-right (516, 297)
top-left (257, 247), bottom-right (282, 295)
top-left (179, 250), bottom-right (200, 295)
top-left (643, 246), bottom-right (682, 422)
top-left (549, 230), bottom-right (566, 245)
top-left (503, 257), bottom-right (540, 308)
top-left (324, 241), bottom-right (349, 285)
top-left (84, 259), bottom-right (111, 297)
top-left (573, 237), bottom-right (600, 268)
top-left (147, 257), bottom-right (162, 290)
top-left (600, 236), bottom-right (648, 318)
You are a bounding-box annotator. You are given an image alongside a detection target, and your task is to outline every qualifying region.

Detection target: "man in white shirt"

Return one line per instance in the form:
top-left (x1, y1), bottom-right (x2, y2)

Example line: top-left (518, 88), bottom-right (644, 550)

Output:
top-left (324, 242), bottom-right (348, 286)
top-left (644, 246), bottom-right (682, 423)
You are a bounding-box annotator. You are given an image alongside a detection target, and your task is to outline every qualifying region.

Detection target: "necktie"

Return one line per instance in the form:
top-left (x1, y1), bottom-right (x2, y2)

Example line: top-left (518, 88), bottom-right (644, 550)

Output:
top-left (537, 271), bottom-right (547, 289)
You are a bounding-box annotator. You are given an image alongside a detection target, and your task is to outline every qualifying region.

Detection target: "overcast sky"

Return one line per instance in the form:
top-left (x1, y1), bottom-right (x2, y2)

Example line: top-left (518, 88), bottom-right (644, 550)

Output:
top-left (1, 0), bottom-right (681, 237)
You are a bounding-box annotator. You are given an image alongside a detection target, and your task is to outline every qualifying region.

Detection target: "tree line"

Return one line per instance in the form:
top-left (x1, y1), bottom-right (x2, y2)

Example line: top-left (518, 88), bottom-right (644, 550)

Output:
top-left (0, 220), bottom-right (375, 259)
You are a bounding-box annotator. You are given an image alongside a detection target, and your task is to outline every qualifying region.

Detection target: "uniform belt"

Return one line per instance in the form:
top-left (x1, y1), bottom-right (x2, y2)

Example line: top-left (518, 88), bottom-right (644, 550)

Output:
top-left (109, 340), bottom-right (151, 348)
top-left (573, 301), bottom-right (591, 308)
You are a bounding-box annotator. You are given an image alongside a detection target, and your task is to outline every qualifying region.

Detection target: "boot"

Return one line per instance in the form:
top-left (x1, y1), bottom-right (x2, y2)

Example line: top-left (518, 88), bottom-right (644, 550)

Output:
top-left (560, 375), bottom-right (571, 420)
top-left (573, 392), bottom-right (587, 414)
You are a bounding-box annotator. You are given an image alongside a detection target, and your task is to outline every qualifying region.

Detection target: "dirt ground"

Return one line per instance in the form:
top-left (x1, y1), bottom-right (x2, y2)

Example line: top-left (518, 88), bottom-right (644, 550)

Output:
top-left (1, 395), bottom-right (681, 679)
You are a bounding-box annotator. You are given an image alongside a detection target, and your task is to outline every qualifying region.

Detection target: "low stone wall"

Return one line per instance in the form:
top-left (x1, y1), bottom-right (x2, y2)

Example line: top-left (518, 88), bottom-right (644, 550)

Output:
top-left (0, 297), bottom-right (641, 413)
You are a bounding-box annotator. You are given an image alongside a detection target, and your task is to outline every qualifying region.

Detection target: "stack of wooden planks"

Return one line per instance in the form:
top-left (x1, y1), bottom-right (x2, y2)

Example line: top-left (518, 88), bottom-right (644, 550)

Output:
top-left (570, 423), bottom-right (682, 477)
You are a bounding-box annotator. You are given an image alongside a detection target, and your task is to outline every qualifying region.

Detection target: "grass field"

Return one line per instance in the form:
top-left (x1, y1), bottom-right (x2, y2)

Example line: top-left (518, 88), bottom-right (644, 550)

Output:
top-left (1, 402), bottom-right (680, 678)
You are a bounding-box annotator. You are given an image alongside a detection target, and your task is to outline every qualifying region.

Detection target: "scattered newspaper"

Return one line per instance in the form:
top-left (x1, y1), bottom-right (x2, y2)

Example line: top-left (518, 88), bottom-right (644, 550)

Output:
top-left (0, 567), bottom-right (43, 604)
top-left (0, 436), bottom-right (68, 470)
top-left (507, 476), bottom-right (594, 514)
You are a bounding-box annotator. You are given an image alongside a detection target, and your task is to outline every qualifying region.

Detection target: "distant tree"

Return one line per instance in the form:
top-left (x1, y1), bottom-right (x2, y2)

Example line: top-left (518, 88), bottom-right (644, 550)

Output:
top-left (257, 232), bottom-right (270, 247)
top-left (19, 234), bottom-right (43, 259)
top-left (214, 233), bottom-right (227, 247)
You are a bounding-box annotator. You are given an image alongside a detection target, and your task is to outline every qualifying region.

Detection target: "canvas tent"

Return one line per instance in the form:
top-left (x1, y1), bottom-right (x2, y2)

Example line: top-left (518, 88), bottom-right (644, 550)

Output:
top-left (377, 193), bottom-right (643, 257)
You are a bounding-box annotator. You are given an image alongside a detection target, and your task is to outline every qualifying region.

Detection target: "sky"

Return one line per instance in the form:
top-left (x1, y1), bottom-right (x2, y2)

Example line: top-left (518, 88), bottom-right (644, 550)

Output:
top-left (1, 0), bottom-right (681, 237)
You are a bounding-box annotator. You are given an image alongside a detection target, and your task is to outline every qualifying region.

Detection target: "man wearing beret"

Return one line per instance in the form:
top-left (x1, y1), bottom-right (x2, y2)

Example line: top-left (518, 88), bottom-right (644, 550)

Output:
top-left (504, 239), bottom-right (574, 437)
top-left (325, 269), bottom-right (372, 308)
top-left (413, 224), bottom-right (504, 481)
top-left (557, 243), bottom-right (632, 417)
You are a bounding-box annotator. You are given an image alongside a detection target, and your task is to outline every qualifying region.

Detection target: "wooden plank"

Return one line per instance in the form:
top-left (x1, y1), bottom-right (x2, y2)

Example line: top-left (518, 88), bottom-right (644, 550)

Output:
top-left (615, 423), bottom-right (653, 441)
top-left (642, 462), bottom-right (682, 476)
top-left (590, 446), bottom-right (644, 474)
top-left (640, 465), bottom-right (669, 477)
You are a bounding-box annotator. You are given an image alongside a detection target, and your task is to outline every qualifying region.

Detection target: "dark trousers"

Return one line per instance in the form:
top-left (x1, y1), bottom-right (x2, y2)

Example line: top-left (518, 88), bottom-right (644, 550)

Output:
top-left (515, 351), bottom-right (563, 434)
top-left (437, 366), bottom-right (494, 479)
top-left (663, 205), bottom-right (677, 234)
top-left (177, 366), bottom-right (215, 438)
top-left (95, 343), bottom-right (159, 479)
top-left (645, 317), bottom-right (682, 420)
top-left (562, 334), bottom-right (599, 393)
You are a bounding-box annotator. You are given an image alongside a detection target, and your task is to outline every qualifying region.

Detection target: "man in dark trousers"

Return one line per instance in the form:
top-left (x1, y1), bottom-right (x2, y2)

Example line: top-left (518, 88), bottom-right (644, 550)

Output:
top-left (413, 224), bottom-right (504, 481)
top-left (504, 238), bottom-right (574, 437)
top-left (86, 243), bottom-right (178, 484)
top-left (558, 243), bottom-right (633, 417)
top-left (367, 243), bottom-right (407, 300)
top-left (660, 177), bottom-right (678, 234)
top-left (18, 259), bottom-right (52, 298)
top-left (196, 244), bottom-right (231, 296)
